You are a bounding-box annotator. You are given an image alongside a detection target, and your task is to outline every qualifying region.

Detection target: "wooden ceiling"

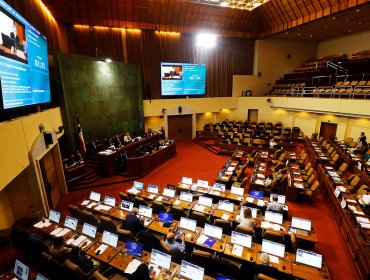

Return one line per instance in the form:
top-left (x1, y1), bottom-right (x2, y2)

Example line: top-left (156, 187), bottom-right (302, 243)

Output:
top-left (42, 0), bottom-right (370, 40)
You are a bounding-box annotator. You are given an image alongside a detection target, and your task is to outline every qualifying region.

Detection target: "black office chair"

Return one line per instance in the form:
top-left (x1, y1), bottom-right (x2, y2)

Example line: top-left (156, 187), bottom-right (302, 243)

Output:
top-left (171, 206), bottom-right (189, 221)
top-left (151, 201), bottom-right (169, 214)
top-left (80, 210), bottom-right (100, 229)
top-left (189, 249), bottom-right (216, 277)
top-left (68, 204), bottom-right (83, 224)
top-left (189, 211), bottom-right (210, 228)
top-left (214, 219), bottom-right (232, 236)
top-left (137, 231), bottom-right (162, 252)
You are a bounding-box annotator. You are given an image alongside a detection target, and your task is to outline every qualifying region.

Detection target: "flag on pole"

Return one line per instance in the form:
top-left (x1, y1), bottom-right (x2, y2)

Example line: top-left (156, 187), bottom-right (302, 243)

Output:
top-left (76, 113), bottom-right (86, 158)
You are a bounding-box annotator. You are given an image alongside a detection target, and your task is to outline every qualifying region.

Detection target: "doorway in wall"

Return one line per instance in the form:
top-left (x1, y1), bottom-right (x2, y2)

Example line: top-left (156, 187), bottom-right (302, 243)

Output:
top-left (168, 115), bottom-right (192, 140)
top-left (248, 109), bottom-right (258, 123)
top-left (319, 122), bottom-right (338, 140)
top-left (39, 147), bottom-right (62, 209)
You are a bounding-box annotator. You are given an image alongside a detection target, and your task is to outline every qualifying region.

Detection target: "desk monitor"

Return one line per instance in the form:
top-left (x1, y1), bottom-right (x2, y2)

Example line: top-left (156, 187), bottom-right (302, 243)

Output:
top-left (180, 260), bottom-right (205, 280)
top-left (250, 190), bottom-right (264, 199)
top-left (82, 222), bottom-right (97, 239)
top-left (261, 239), bottom-right (285, 258)
top-left (291, 217), bottom-right (312, 231)
top-left (264, 211), bottom-right (283, 225)
top-left (163, 188), bottom-right (175, 198)
top-left (36, 273), bottom-right (48, 280)
top-left (48, 210), bottom-right (60, 224)
top-left (89, 191), bottom-right (101, 202)
top-left (218, 200), bottom-right (234, 212)
top-left (147, 184), bottom-right (159, 194)
top-left (158, 212), bottom-right (173, 224)
top-left (182, 177), bottom-right (193, 185)
top-left (121, 200), bottom-right (134, 212)
top-left (133, 181), bottom-right (144, 190)
top-left (104, 196), bottom-right (116, 207)
top-left (197, 179), bottom-right (209, 188)
top-left (125, 241), bottom-right (143, 257)
top-left (138, 205), bottom-right (153, 218)
top-left (230, 186), bottom-right (244, 196)
top-left (179, 192), bottom-right (193, 202)
top-left (240, 206), bottom-right (258, 218)
top-left (13, 259), bottom-right (29, 280)
top-left (64, 216), bottom-right (78, 231)
top-left (213, 183), bottom-right (226, 192)
top-left (150, 249), bottom-right (171, 270)
top-left (270, 194), bottom-right (286, 204)
top-left (296, 249), bottom-right (322, 269)
top-left (198, 196), bottom-right (212, 207)
top-left (231, 231), bottom-right (252, 248)
top-left (204, 224), bottom-right (223, 240)
top-left (179, 217), bottom-right (197, 232)
top-left (102, 230), bottom-right (119, 248)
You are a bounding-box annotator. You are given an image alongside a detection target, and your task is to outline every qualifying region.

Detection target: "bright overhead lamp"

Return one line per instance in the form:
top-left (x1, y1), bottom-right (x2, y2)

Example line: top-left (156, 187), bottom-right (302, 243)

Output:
top-left (188, 0), bottom-right (270, 11)
top-left (196, 33), bottom-right (217, 47)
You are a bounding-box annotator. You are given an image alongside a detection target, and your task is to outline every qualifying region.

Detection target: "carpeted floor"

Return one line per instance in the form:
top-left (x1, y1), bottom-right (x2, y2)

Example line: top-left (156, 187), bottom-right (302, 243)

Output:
top-left (56, 140), bottom-right (360, 280)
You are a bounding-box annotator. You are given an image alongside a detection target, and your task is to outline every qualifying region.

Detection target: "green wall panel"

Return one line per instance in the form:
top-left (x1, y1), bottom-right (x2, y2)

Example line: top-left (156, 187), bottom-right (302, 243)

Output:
top-left (56, 53), bottom-right (143, 153)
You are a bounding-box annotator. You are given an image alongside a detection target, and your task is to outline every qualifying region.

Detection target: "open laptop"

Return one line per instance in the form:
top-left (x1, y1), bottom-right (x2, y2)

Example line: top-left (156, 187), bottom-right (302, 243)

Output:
top-left (104, 196), bottom-right (116, 207)
top-left (89, 191), bottom-right (101, 202)
top-left (179, 192), bottom-right (193, 202)
top-left (212, 183), bottom-right (226, 192)
top-left (150, 249), bottom-right (171, 270)
top-left (230, 231), bottom-right (252, 249)
top-left (148, 184), bottom-right (159, 194)
top-left (291, 217), bottom-right (312, 236)
top-left (48, 210), bottom-right (61, 224)
top-left (204, 224), bottom-right (223, 240)
top-left (133, 181), bottom-right (144, 190)
top-left (125, 241), bottom-right (143, 257)
top-left (158, 212), bottom-right (173, 227)
top-left (179, 217), bottom-right (197, 232)
top-left (180, 260), bottom-right (204, 280)
top-left (67, 222), bottom-right (97, 248)
top-left (295, 249), bottom-right (322, 269)
top-left (261, 239), bottom-right (285, 260)
top-left (218, 200), bottom-right (234, 212)
top-left (35, 273), bottom-right (48, 280)
top-left (64, 215), bottom-right (78, 231)
top-left (13, 259), bottom-right (29, 280)
top-left (198, 196), bottom-right (212, 207)
top-left (102, 230), bottom-right (119, 248)
top-left (231, 186), bottom-right (244, 196)
top-left (264, 211), bottom-right (283, 225)
top-left (163, 188), bottom-right (175, 198)
top-left (182, 177), bottom-right (193, 185)
top-left (82, 222), bottom-right (97, 239)
top-left (121, 200), bottom-right (134, 212)
top-left (197, 179), bottom-right (209, 188)
top-left (138, 205), bottom-right (153, 219)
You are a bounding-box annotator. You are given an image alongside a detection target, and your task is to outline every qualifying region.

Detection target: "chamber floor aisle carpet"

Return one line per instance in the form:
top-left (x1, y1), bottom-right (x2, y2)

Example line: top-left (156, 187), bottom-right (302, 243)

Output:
top-left (57, 141), bottom-right (360, 280)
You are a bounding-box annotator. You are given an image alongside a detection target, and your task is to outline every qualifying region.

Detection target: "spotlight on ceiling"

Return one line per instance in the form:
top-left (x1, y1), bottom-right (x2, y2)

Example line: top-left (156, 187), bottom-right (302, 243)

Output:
top-left (196, 33), bottom-right (217, 48)
top-left (105, 58), bottom-right (112, 63)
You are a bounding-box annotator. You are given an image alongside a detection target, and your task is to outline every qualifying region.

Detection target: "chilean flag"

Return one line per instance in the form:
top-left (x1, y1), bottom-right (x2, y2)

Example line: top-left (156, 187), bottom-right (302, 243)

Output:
top-left (76, 113), bottom-right (86, 158)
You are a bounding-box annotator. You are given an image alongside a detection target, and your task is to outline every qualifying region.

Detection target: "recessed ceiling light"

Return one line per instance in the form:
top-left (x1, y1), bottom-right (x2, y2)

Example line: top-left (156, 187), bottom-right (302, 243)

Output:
top-left (332, 17), bottom-right (335, 19)
top-left (348, 30), bottom-right (351, 33)
top-left (356, 9), bottom-right (360, 12)
top-left (105, 58), bottom-right (112, 63)
top-left (298, 33), bottom-right (301, 36)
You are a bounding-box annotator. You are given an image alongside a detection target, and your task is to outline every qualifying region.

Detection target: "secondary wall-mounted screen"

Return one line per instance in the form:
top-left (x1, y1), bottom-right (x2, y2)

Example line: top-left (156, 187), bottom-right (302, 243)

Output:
top-left (161, 62), bottom-right (206, 96)
top-left (0, 0), bottom-right (50, 109)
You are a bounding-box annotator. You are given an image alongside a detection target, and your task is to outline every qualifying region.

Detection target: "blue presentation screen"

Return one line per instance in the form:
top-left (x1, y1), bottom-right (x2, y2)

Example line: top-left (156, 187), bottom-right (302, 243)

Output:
top-left (0, 0), bottom-right (50, 109)
top-left (161, 62), bottom-right (206, 96)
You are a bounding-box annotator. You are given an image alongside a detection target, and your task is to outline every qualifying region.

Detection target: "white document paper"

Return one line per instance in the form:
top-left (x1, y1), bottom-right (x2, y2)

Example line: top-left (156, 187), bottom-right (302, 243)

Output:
top-left (257, 173), bottom-right (265, 179)
top-left (156, 196), bottom-right (163, 202)
top-left (34, 219), bottom-right (51, 228)
top-left (127, 188), bottom-right (140, 195)
top-left (231, 244), bottom-right (243, 257)
top-left (173, 200), bottom-right (181, 205)
top-left (255, 179), bottom-right (265, 185)
top-left (196, 234), bottom-right (208, 245)
top-left (95, 244), bottom-right (108, 254)
top-left (356, 217), bottom-right (370, 224)
top-left (360, 223), bottom-right (370, 229)
top-left (56, 228), bottom-right (70, 237)
top-left (125, 259), bottom-right (142, 274)
top-left (50, 227), bottom-right (64, 236)
top-left (237, 196), bottom-right (243, 201)
top-left (246, 197), bottom-right (254, 203)
top-left (87, 202), bottom-right (97, 209)
top-left (148, 194), bottom-right (156, 199)
top-left (257, 199), bottom-right (265, 206)
top-left (81, 200), bottom-right (90, 206)
top-left (70, 235), bottom-right (87, 246)
top-left (221, 214), bottom-right (230, 220)
top-left (269, 255), bottom-right (279, 264)
top-left (95, 205), bottom-right (111, 211)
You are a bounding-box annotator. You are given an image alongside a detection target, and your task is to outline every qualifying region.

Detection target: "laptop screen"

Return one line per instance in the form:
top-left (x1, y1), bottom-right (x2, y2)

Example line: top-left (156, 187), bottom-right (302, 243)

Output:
top-left (163, 188), bottom-right (175, 198)
top-left (261, 239), bottom-right (285, 258)
top-left (179, 192), bottom-right (193, 202)
top-left (296, 249), bottom-right (322, 269)
top-left (291, 217), bottom-right (312, 231)
top-left (64, 216), bottom-right (78, 231)
top-left (48, 210), bottom-right (60, 224)
top-left (104, 196), bottom-right (116, 207)
top-left (179, 217), bottom-right (197, 232)
top-left (231, 186), bottom-right (244, 196)
top-left (158, 212), bottom-right (173, 224)
top-left (138, 205), bottom-right (153, 218)
top-left (82, 223), bottom-right (97, 239)
top-left (198, 196), bottom-right (212, 207)
top-left (180, 260), bottom-right (204, 280)
top-left (265, 211), bottom-right (283, 225)
top-left (182, 177), bottom-right (193, 185)
top-left (13, 259), bottom-right (29, 280)
top-left (270, 193), bottom-right (286, 204)
top-left (213, 183), bottom-right (226, 192)
top-left (125, 241), bottom-right (143, 257)
top-left (89, 191), bottom-right (101, 202)
top-left (231, 231), bottom-right (252, 248)
top-left (240, 206), bottom-right (258, 218)
top-left (35, 273), bottom-right (48, 280)
top-left (121, 200), bottom-right (134, 212)
top-left (204, 224), bottom-right (223, 240)
top-left (250, 190), bottom-right (264, 199)
top-left (150, 249), bottom-right (171, 270)
top-left (147, 184), bottom-right (159, 194)
top-left (102, 230), bottom-right (119, 248)
top-left (197, 180), bottom-right (209, 188)
top-left (218, 201), bottom-right (234, 212)
top-left (133, 181), bottom-right (144, 190)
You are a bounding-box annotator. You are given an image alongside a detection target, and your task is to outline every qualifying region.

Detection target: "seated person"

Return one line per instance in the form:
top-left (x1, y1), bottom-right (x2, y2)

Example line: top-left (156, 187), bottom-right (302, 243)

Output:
top-left (264, 174), bottom-right (273, 188)
top-left (165, 232), bottom-right (186, 253)
top-left (238, 207), bottom-right (256, 231)
top-left (123, 207), bottom-right (144, 235)
top-left (48, 236), bottom-right (71, 263)
top-left (267, 195), bottom-right (284, 213)
top-left (358, 193), bottom-right (370, 206)
top-left (269, 138), bottom-right (277, 148)
top-left (124, 132), bottom-right (132, 143)
top-left (75, 150), bottom-right (82, 161)
top-left (66, 154), bottom-right (76, 166)
top-left (70, 246), bottom-right (98, 273)
top-left (129, 263), bottom-right (157, 280)
top-left (254, 253), bottom-right (281, 279)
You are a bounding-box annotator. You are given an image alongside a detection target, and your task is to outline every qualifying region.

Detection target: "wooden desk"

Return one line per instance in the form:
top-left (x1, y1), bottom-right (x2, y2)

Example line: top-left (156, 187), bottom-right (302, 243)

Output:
top-left (223, 242), bottom-right (257, 262)
top-left (226, 192), bottom-right (245, 203)
top-left (154, 195), bottom-right (176, 206)
top-left (292, 261), bottom-right (330, 280)
top-left (207, 189), bottom-right (228, 201)
top-left (195, 230), bottom-right (229, 253)
top-left (86, 241), bottom-right (123, 263)
top-left (212, 208), bottom-right (235, 222)
top-left (140, 192), bottom-right (159, 201)
top-left (109, 249), bottom-right (150, 272)
top-left (148, 216), bottom-right (177, 235)
top-left (110, 208), bottom-right (130, 221)
top-left (191, 204), bottom-right (214, 215)
top-left (255, 244), bottom-right (293, 275)
top-left (64, 161), bottom-right (86, 182)
top-left (92, 204), bottom-right (118, 216)
top-left (172, 200), bottom-right (194, 210)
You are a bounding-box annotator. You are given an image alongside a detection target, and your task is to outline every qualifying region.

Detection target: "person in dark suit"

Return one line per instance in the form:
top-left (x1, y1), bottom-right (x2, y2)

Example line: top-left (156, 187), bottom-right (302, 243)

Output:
top-left (70, 246), bottom-right (98, 273)
top-left (123, 208), bottom-right (144, 235)
top-left (129, 263), bottom-right (157, 280)
top-left (254, 253), bottom-right (281, 279)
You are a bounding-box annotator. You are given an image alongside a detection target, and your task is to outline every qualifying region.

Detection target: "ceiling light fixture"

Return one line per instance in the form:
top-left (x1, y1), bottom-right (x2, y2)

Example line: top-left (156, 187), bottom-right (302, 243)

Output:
top-left (188, 0), bottom-right (270, 11)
